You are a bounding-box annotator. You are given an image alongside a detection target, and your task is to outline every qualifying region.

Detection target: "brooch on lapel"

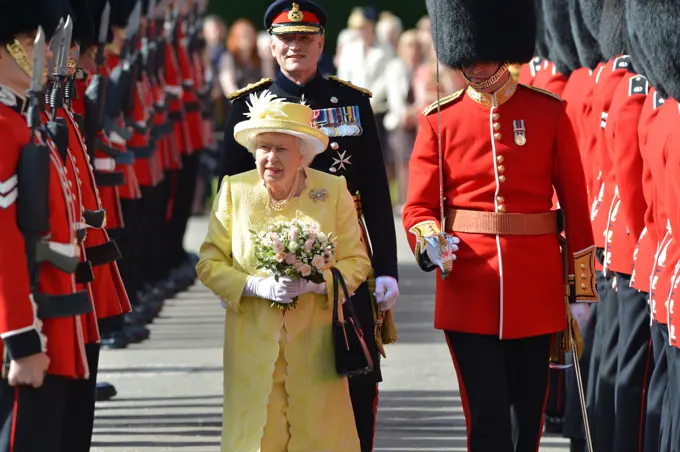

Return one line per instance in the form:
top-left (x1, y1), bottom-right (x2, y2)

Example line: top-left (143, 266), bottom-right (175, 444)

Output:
top-left (309, 188), bottom-right (328, 202)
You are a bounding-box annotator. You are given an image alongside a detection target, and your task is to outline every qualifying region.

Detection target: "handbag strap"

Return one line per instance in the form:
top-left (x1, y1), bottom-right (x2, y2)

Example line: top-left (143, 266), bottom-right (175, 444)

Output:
top-left (330, 268), bottom-right (364, 337)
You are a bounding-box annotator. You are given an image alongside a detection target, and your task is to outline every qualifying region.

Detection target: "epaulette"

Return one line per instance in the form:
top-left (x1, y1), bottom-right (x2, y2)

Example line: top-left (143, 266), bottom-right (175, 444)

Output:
top-left (422, 90), bottom-right (464, 116)
top-left (328, 76), bottom-right (372, 97)
top-left (226, 78), bottom-right (273, 101)
top-left (629, 75), bottom-right (649, 96)
top-left (521, 84), bottom-right (563, 102)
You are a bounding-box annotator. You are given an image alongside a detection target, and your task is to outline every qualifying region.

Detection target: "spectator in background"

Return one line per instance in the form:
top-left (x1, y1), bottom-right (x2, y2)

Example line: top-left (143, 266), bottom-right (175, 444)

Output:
top-left (204, 15), bottom-right (228, 129)
top-left (257, 30), bottom-right (278, 80)
top-left (416, 16), bottom-right (432, 58)
top-left (413, 43), bottom-right (467, 113)
top-left (384, 29), bottom-right (422, 212)
top-left (337, 6), bottom-right (392, 180)
top-left (219, 19), bottom-right (262, 96)
top-left (204, 15), bottom-right (227, 77)
top-left (334, 27), bottom-right (359, 70)
top-left (376, 12), bottom-right (402, 56)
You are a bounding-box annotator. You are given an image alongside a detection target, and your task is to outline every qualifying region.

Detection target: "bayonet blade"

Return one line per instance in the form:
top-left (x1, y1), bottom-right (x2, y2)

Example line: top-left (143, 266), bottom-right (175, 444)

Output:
top-left (174, 0), bottom-right (184, 19)
top-left (99, 2), bottom-right (111, 45)
top-left (56, 15), bottom-right (73, 77)
top-left (125, 1), bottom-right (142, 39)
top-left (47, 18), bottom-right (64, 76)
top-left (147, 0), bottom-right (156, 20)
top-left (30, 26), bottom-right (45, 92)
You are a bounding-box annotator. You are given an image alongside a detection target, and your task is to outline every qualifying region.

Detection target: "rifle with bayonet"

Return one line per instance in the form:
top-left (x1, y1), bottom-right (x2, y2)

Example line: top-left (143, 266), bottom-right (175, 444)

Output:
top-left (17, 26), bottom-right (80, 292)
top-left (45, 17), bottom-right (72, 162)
top-left (85, 1), bottom-right (112, 160)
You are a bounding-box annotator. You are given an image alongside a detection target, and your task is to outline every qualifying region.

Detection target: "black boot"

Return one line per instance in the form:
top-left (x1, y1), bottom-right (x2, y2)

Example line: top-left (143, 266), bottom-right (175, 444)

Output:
top-left (95, 382), bottom-right (118, 401)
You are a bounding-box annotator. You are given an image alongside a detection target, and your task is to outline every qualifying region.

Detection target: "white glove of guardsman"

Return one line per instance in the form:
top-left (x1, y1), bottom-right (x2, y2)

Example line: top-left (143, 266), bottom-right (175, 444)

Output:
top-left (423, 234), bottom-right (460, 276)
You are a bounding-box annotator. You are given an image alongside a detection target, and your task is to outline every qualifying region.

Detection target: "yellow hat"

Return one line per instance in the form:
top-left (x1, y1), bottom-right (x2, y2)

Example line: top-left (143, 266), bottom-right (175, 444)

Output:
top-left (234, 90), bottom-right (329, 155)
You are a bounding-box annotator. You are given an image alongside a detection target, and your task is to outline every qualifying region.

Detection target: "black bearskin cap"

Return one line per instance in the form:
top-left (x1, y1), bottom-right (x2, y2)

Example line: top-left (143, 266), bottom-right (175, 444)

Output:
top-left (543, 0), bottom-right (581, 75)
top-left (534, 0), bottom-right (551, 59)
top-left (91, 0), bottom-right (108, 43)
top-left (0, 0), bottom-right (66, 44)
top-left (624, 0), bottom-right (662, 93)
top-left (70, 0), bottom-right (96, 48)
top-left (598, 0), bottom-right (627, 59)
top-left (579, 0), bottom-right (603, 38)
top-left (569, 0), bottom-right (603, 68)
top-left (111, 0), bottom-right (133, 28)
top-left (627, 0), bottom-right (680, 99)
top-left (425, 0), bottom-right (536, 68)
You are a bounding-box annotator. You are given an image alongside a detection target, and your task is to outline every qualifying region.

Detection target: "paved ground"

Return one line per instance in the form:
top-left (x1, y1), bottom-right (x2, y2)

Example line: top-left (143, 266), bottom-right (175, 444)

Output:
top-left (92, 216), bottom-right (570, 451)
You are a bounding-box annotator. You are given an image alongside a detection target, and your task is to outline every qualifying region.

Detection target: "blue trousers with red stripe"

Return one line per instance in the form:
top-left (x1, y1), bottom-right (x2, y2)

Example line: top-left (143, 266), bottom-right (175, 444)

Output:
top-left (445, 331), bottom-right (551, 452)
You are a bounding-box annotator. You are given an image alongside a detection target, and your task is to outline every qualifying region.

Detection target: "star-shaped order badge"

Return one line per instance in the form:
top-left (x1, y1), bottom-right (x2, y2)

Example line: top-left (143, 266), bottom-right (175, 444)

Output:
top-left (330, 150), bottom-right (352, 173)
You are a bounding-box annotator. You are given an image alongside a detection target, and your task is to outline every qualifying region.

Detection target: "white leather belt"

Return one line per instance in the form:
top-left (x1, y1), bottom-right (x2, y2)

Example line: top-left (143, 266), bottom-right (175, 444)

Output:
top-left (95, 157), bottom-right (116, 172)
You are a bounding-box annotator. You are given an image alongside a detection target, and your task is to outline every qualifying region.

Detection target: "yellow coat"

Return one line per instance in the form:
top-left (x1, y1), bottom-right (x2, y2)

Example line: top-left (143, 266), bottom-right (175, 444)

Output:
top-left (196, 168), bottom-right (371, 452)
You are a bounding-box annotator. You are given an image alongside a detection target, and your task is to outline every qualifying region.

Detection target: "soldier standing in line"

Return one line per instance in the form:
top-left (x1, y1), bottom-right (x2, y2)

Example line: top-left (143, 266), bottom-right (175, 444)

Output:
top-left (402, 0), bottom-right (598, 450)
top-left (0, 3), bottom-right (100, 449)
top-left (218, 1), bottom-right (400, 450)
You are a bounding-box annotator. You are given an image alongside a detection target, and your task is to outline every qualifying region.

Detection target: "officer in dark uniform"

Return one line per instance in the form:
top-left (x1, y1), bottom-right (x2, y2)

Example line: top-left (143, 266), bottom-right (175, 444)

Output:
top-left (219, 1), bottom-right (400, 450)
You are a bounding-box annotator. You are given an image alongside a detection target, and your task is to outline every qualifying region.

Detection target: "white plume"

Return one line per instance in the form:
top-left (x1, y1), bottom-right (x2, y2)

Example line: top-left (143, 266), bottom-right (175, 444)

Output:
top-left (244, 90), bottom-right (288, 120)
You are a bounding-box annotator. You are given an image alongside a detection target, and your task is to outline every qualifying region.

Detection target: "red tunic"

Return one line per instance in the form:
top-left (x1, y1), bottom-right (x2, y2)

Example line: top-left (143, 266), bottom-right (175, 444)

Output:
top-left (105, 52), bottom-right (141, 200)
top-left (402, 80), bottom-right (597, 339)
top-left (589, 57), bottom-right (632, 266)
top-left (164, 41), bottom-right (190, 156)
top-left (533, 63), bottom-right (568, 97)
top-left (644, 99), bottom-right (677, 323)
top-left (176, 34), bottom-right (204, 154)
top-left (74, 73), bottom-right (125, 230)
top-left (562, 67), bottom-right (594, 147)
top-left (0, 88), bottom-right (89, 379)
top-left (602, 73), bottom-right (649, 275)
top-left (664, 118), bottom-right (680, 347)
top-left (630, 89), bottom-right (665, 293)
top-left (516, 57), bottom-right (544, 86)
top-left (57, 109), bottom-right (131, 320)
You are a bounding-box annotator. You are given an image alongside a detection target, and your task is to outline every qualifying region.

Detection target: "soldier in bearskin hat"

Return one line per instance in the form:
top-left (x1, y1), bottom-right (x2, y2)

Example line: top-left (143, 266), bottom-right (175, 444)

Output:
top-left (627, 1), bottom-right (680, 450)
top-left (401, 0), bottom-right (598, 449)
top-left (0, 0), bottom-right (105, 449)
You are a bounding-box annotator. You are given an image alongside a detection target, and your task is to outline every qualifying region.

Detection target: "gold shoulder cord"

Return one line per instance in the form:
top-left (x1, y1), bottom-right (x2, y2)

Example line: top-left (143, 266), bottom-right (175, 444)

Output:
top-left (6, 39), bottom-right (33, 78)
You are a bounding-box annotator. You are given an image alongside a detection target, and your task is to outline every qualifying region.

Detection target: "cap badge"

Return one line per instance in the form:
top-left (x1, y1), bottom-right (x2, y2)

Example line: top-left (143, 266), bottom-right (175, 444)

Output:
top-left (288, 3), bottom-right (304, 22)
top-left (512, 119), bottom-right (526, 146)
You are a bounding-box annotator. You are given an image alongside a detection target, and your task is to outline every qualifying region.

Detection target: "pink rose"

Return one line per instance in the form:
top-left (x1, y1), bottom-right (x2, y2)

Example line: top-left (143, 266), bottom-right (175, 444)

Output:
top-left (288, 228), bottom-right (299, 241)
top-left (309, 223), bottom-right (319, 233)
top-left (273, 240), bottom-right (285, 253)
top-left (274, 252), bottom-right (286, 263)
top-left (304, 239), bottom-right (315, 251)
top-left (300, 264), bottom-right (312, 277)
top-left (285, 253), bottom-right (297, 265)
top-left (293, 261), bottom-right (303, 272)
top-left (312, 255), bottom-right (325, 269)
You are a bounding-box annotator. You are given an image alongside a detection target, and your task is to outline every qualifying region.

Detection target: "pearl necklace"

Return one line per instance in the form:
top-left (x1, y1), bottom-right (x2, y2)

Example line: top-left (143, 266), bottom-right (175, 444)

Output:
top-left (267, 169), bottom-right (301, 212)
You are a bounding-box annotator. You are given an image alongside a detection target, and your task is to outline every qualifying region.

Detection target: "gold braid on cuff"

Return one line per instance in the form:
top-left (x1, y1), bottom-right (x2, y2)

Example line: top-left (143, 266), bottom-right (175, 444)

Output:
top-left (573, 247), bottom-right (598, 301)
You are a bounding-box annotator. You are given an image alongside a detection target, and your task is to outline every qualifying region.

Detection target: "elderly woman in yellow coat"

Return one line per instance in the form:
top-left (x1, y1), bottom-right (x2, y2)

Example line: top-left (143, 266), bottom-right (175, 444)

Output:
top-left (196, 90), bottom-right (371, 452)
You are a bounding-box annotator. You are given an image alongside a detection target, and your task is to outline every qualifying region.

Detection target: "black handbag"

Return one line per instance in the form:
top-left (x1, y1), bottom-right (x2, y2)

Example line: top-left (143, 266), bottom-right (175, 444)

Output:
top-left (331, 267), bottom-right (374, 377)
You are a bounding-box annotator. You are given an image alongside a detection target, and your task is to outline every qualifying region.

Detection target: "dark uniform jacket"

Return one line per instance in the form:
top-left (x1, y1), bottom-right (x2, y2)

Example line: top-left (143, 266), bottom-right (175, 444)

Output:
top-left (219, 71), bottom-right (399, 382)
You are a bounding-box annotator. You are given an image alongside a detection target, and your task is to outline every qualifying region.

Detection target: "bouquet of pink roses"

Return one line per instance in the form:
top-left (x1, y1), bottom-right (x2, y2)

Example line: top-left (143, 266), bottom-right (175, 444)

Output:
top-left (251, 219), bottom-right (337, 309)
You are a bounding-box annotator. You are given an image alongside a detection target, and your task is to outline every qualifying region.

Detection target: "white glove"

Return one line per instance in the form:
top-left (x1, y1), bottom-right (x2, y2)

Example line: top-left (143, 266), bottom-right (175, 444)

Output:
top-left (302, 280), bottom-right (327, 295)
top-left (243, 276), bottom-right (307, 303)
top-left (423, 235), bottom-right (460, 269)
top-left (374, 276), bottom-right (399, 311)
top-left (570, 303), bottom-right (590, 329)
